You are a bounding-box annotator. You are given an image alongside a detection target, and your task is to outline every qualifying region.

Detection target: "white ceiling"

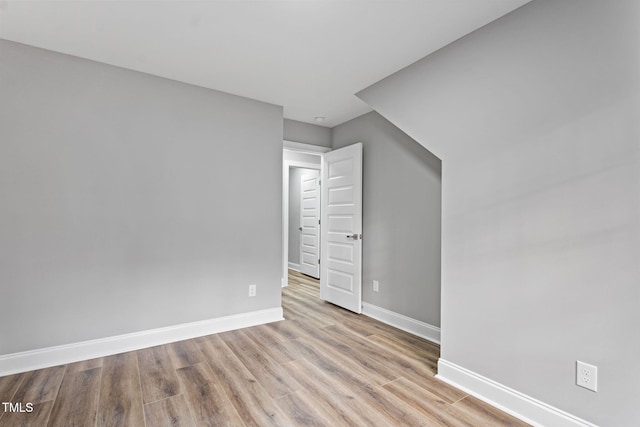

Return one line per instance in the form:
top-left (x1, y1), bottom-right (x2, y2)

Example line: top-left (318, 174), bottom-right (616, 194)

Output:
top-left (0, 0), bottom-right (530, 128)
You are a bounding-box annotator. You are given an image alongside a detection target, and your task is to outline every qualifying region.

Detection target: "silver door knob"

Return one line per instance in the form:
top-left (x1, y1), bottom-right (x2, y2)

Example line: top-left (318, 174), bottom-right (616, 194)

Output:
top-left (346, 234), bottom-right (361, 240)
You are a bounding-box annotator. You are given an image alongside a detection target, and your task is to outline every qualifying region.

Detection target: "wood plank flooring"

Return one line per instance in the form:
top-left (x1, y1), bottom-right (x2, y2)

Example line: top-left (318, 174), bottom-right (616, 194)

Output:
top-left (0, 270), bottom-right (530, 426)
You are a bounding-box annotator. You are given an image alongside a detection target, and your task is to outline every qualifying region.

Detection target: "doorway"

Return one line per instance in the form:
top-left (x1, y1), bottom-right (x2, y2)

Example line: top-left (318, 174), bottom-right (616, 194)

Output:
top-left (282, 140), bottom-right (364, 315)
top-left (282, 141), bottom-right (329, 287)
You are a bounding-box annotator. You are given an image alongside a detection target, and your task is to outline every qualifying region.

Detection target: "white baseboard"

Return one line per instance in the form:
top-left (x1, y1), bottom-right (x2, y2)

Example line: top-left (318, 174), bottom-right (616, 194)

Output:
top-left (436, 359), bottom-right (598, 427)
top-left (361, 302), bottom-right (440, 344)
top-left (0, 307), bottom-right (283, 377)
top-left (288, 262), bottom-right (300, 271)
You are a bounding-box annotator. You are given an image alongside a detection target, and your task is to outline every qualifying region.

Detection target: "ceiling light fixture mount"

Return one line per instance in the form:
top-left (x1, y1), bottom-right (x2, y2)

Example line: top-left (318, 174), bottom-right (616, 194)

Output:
top-left (314, 116), bottom-right (325, 123)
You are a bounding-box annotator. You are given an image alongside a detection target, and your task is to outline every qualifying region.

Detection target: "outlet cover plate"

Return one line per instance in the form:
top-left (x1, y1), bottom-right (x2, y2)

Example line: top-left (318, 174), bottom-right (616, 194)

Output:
top-left (249, 284), bottom-right (256, 297)
top-left (576, 361), bottom-right (598, 392)
top-left (373, 280), bottom-right (379, 292)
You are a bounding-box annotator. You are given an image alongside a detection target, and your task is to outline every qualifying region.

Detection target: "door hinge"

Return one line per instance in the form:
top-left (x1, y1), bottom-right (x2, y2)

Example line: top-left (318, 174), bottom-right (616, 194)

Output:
top-left (318, 179), bottom-right (321, 186)
top-left (318, 219), bottom-right (321, 225)
top-left (318, 258), bottom-right (320, 265)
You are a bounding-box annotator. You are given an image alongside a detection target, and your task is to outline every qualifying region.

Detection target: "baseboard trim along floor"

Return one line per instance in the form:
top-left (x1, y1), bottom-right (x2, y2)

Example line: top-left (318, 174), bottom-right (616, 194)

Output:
top-left (436, 359), bottom-right (599, 427)
top-left (362, 302), bottom-right (441, 345)
top-left (0, 307), bottom-right (284, 377)
top-left (287, 262), bottom-right (300, 271)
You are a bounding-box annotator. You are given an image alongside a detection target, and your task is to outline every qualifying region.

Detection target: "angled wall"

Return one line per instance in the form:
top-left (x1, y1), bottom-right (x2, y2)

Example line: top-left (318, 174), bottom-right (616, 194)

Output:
top-left (357, 1), bottom-right (640, 425)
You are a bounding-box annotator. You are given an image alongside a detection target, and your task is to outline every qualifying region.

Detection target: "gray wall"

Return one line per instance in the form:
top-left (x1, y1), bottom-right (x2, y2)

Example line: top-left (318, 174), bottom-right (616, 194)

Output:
top-left (288, 168), bottom-right (319, 266)
top-left (357, 1), bottom-right (640, 425)
top-left (283, 150), bottom-right (322, 166)
top-left (332, 112), bottom-right (441, 327)
top-left (0, 40), bottom-right (284, 355)
top-left (283, 118), bottom-right (331, 147)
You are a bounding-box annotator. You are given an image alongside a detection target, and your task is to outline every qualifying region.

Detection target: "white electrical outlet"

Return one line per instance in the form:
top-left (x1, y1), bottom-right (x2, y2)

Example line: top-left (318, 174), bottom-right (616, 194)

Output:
top-left (576, 361), bottom-right (598, 392)
top-left (248, 284), bottom-right (256, 297)
top-left (373, 280), bottom-right (379, 292)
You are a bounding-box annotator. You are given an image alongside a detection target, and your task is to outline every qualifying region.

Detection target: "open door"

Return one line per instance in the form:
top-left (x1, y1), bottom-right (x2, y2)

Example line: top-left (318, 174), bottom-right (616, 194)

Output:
top-left (320, 143), bottom-right (363, 313)
top-left (299, 170), bottom-right (320, 278)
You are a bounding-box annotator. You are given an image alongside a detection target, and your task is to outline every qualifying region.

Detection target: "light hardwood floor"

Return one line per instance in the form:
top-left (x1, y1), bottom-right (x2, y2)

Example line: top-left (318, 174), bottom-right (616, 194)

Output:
top-left (0, 270), bottom-right (530, 426)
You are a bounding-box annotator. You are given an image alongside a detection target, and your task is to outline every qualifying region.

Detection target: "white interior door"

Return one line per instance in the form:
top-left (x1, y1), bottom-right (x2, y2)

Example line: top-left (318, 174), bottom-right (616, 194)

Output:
top-left (299, 170), bottom-right (320, 278)
top-left (320, 143), bottom-right (363, 313)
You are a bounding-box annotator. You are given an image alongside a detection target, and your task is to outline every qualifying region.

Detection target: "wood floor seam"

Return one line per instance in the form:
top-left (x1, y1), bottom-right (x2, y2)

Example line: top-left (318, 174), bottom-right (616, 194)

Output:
top-left (142, 391), bottom-right (186, 406)
top-left (93, 365), bottom-right (104, 427)
top-left (450, 394), bottom-right (470, 406)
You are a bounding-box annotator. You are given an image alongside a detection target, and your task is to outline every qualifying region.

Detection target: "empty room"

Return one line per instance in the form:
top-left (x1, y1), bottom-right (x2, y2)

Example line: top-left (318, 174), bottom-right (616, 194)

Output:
top-left (1, 1), bottom-right (638, 426)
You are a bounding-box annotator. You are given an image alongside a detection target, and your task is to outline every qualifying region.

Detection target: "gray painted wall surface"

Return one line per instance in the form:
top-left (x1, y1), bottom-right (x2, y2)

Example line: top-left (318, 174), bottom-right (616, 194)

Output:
top-left (0, 40), bottom-right (284, 355)
top-left (283, 119), bottom-right (331, 147)
top-left (288, 168), bottom-right (318, 266)
top-left (332, 112), bottom-right (441, 327)
top-left (357, 1), bottom-right (640, 425)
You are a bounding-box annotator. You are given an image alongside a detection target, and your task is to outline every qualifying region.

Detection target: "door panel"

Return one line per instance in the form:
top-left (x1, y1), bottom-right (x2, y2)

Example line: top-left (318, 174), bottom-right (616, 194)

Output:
top-left (320, 143), bottom-right (363, 313)
top-left (327, 243), bottom-right (353, 263)
top-left (299, 170), bottom-right (320, 278)
top-left (328, 216), bottom-right (353, 232)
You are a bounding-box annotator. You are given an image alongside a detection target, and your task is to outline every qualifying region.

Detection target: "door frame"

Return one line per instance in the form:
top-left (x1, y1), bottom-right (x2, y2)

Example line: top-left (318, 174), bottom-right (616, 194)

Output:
top-left (282, 140), bottom-right (330, 287)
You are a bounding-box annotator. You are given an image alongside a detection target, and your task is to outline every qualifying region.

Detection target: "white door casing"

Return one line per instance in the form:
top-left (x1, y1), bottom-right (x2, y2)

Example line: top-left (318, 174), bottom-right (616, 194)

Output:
top-left (299, 170), bottom-right (320, 278)
top-left (320, 143), bottom-right (363, 313)
top-left (282, 141), bottom-right (330, 288)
